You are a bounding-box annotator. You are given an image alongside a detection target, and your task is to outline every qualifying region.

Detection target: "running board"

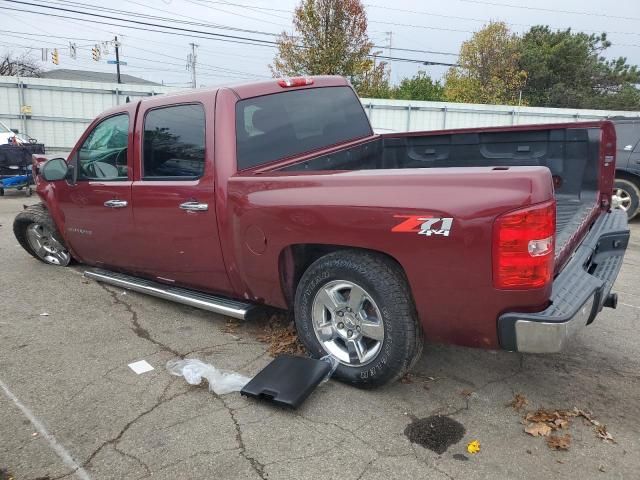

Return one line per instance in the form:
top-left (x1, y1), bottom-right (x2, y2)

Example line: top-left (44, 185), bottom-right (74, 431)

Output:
top-left (84, 268), bottom-right (264, 321)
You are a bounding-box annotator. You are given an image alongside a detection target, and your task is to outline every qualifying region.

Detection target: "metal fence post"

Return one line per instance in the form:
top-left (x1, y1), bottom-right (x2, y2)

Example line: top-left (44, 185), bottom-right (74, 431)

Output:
top-left (115, 87), bottom-right (120, 106)
top-left (442, 106), bottom-right (448, 129)
top-left (16, 79), bottom-right (28, 135)
top-left (406, 105), bottom-right (412, 131)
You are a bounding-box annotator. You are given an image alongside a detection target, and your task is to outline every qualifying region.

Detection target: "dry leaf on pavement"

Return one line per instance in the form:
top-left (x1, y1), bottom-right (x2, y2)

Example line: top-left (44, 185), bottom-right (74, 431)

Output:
top-left (508, 393), bottom-right (528, 411)
top-left (546, 434), bottom-right (571, 450)
top-left (256, 314), bottom-right (306, 356)
top-left (525, 422), bottom-right (552, 437)
top-left (595, 425), bottom-right (615, 443)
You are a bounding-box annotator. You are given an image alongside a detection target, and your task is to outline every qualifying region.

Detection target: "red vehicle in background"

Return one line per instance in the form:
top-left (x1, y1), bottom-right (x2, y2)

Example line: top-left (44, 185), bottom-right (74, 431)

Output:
top-left (14, 76), bottom-right (629, 386)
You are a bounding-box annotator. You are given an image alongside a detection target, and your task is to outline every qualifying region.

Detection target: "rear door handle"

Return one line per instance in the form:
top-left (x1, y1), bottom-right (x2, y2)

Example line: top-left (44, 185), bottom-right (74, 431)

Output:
top-left (179, 201), bottom-right (209, 212)
top-left (104, 199), bottom-right (128, 208)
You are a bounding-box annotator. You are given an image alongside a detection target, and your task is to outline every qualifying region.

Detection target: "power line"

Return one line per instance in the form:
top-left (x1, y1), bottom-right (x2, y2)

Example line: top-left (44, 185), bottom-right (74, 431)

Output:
top-left (18, 0), bottom-right (458, 56)
top-left (22, 0), bottom-right (282, 38)
top-left (365, 3), bottom-right (640, 37)
top-left (1, 1), bottom-right (458, 64)
top-left (457, 0), bottom-right (640, 22)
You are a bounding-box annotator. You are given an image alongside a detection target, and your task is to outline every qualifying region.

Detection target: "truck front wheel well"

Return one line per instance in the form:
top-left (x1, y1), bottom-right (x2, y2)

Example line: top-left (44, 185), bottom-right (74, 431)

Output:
top-left (278, 244), bottom-right (409, 309)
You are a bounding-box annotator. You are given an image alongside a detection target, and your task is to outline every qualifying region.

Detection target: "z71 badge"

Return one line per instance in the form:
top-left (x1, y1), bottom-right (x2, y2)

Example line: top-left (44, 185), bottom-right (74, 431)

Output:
top-left (392, 215), bottom-right (454, 237)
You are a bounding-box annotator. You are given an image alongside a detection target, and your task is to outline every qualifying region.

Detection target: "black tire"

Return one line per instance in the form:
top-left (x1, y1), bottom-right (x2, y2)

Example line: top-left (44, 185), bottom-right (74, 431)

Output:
top-left (0, 188), bottom-right (4, 196)
top-left (294, 250), bottom-right (423, 388)
top-left (13, 203), bottom-right (72, 266)
top-left (614, 178), bottom-right (640, 220)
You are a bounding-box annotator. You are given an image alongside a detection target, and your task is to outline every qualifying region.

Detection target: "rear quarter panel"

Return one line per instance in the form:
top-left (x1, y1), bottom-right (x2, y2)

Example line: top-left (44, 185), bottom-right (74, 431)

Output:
top-left (225, 166), bottom-right (555, 349)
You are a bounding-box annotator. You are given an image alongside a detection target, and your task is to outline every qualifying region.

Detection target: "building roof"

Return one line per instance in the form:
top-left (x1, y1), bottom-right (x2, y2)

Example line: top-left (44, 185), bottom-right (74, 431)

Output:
top-left (40, 69), bottom-right (159, 85)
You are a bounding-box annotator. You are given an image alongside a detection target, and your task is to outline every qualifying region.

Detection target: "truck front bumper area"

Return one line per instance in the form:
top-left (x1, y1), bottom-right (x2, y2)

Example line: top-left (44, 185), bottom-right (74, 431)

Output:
top-left (498, 209), bottom-right (630, 353)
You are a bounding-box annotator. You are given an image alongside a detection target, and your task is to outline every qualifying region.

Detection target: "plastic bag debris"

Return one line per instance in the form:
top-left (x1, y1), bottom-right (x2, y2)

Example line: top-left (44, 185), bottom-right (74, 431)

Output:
top-left (319, 355), bottom-right (339, 383)
top-left (166, 359), bottom-right (251, 395)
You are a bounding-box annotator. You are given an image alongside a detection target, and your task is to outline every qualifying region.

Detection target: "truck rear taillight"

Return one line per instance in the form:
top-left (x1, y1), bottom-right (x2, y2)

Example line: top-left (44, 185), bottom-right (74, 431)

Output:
top-left (277, 77), bottom-right (314, 88)
top-left (493, 200), bottom-right (556, 289)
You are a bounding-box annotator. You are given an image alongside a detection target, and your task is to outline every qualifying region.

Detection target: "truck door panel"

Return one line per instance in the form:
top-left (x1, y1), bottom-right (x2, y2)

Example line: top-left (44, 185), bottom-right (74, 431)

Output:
top-left (129, 96), bottom-right (233, 295)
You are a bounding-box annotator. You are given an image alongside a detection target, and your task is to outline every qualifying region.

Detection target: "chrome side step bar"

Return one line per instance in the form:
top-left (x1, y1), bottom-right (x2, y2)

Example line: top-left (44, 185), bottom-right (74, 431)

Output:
top-left (84, 268), bottom-right (264, 321)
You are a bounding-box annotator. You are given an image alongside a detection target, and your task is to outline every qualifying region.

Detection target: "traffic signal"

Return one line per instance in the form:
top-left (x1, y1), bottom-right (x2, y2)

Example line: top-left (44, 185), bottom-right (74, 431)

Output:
top-left (51, 48), bottom-right (59, 65)
top-left (92, 45), bottom-right (100, 61)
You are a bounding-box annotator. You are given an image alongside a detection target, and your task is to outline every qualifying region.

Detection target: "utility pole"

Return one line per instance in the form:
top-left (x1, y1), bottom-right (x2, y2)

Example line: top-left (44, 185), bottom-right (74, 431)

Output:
top-left (385, 31), bottom-right (393, 81)
top-left (114, 36), bottom-right (121, 84)
top-left (187, 43), bottom-right (198, 88)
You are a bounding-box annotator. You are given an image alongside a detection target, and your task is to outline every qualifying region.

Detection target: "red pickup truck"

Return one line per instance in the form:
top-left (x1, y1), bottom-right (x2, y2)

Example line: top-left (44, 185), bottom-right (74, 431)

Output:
top-left (14, 76), bottom-right (629, 386)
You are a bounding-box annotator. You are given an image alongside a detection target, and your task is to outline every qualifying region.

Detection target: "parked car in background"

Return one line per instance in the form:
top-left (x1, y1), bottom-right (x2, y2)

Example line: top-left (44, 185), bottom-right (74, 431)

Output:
top-left (14, 76), bottom-right (629, 387)
top-left (611, 117), bottom-right (640, 219)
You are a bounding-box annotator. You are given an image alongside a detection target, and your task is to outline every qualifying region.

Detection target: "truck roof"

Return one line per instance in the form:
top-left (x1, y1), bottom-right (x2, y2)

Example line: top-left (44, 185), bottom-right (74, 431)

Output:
top-left (96, 75), bottom-right (349, 119)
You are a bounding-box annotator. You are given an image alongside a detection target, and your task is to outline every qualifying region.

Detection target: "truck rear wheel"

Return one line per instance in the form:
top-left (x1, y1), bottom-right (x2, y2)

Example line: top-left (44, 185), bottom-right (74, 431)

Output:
top-left (14, 204), bottom-right (72, 266)
top-left (294, 250), bottom-right (423, 387)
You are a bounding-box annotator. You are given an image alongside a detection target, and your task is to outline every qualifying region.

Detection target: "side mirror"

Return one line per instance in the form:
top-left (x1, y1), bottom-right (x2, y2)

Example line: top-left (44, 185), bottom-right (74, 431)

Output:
top-left (10, 128), bottom-right (19, 134)
top-left (41, 158), bottom-right (69, 182)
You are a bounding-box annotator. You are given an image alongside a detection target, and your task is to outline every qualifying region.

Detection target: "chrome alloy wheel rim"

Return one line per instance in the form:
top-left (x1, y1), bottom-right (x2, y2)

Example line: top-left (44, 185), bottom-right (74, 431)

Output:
top-left (25, 223), bottom-right (71, 266)
top-left (311, 280), bottom-right (385, 366)
top-left (612, 188), bottom-right (632, 212)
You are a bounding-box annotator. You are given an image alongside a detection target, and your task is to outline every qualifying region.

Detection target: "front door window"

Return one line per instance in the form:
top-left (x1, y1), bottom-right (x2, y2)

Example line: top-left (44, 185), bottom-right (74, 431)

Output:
top-left (77, 114), bottom-right (129, 180)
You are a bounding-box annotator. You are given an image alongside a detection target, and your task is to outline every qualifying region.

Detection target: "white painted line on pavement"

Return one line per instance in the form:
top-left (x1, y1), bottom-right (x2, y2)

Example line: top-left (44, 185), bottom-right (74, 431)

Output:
top-left (0, 378), bottom-right (92, 480)
top-left (620, 302), bottom-right (640, 310)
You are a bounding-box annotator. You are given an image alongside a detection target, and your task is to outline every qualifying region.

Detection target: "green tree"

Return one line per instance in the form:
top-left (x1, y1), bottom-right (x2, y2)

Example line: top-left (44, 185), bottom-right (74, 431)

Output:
top-left (271, 0), bottom-right (387, 95)
top-left (518, 26), bottom-right (640, 109)
top-left (444, 22), bottom-right (527, 105)
top-left (390, 71), bottom-right (444, 101)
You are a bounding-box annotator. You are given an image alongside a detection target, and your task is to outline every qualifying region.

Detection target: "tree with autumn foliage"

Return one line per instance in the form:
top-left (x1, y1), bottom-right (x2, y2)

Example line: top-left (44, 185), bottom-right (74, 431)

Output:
top-left (444, 22), bottom-right (527, 105)
top-left (271, 0), bottom-right (387, 95)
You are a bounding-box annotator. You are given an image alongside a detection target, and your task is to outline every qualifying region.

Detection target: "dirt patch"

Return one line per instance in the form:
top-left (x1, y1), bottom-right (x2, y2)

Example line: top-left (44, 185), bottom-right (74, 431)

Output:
top-left (452, 453), bottom-right (469, 461)
top-left (404, 415), bottom-right (465, 454)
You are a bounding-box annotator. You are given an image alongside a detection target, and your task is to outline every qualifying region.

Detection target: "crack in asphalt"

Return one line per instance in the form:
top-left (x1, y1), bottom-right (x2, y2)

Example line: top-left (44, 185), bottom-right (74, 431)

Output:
top-left (99, 284), bottom-right (183, 358)
top-left (52, 379), bottom-right (188, 478)
top-left (218, 396), bottom-right (266, 479)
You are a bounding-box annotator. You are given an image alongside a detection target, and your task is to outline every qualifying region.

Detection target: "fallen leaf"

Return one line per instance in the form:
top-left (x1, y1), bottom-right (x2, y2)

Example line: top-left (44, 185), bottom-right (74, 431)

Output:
top-left (595, 425), bottom-right (615, 443)
top-left (546, 434), bottom-right (571, 451)
top-left (598, 464), bottom-right (606, 473)
top-left (31, 432), bottom-right (38, 437)
top-left (255, 314), bottom-right (306, 356)
top-left (467, 440), bottom-right (481, 454)
top-left (525, 422), bottom-right (552, 437)
top-left (400, 374), bottom-right (413, 384)
top-left (460, 388), bottom-right (473, 397)
top-left (554, 418), bottom-right (569, 430)
top-left (508, 393), bottom-right (528, 411)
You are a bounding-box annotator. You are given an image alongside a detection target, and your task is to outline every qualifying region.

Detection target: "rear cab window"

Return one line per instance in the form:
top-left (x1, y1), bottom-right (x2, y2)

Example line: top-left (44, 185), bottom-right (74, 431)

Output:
top-left (235, 86), bottom-right (372, 170)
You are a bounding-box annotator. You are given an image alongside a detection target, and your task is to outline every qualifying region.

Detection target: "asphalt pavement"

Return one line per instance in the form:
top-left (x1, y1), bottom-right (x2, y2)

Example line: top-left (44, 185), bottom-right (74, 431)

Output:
top-left (1, 194), bottom-right (639, 479)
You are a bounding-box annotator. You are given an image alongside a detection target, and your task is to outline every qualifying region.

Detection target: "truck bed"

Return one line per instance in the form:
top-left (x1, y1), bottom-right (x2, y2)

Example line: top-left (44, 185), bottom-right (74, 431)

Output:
top-left (277, 124), bottom-right (603, 266)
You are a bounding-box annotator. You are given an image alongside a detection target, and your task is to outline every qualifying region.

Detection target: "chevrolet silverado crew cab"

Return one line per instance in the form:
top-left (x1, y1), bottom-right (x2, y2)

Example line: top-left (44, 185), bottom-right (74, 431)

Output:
top-left (14, 76), bottom-right (629, 387)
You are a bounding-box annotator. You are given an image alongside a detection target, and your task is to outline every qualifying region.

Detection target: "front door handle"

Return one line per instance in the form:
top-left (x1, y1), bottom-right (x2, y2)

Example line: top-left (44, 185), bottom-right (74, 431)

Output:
top-left (104, 199), bottom-right (128, 208)
top-left (179, 201), bottom-right (209, 212)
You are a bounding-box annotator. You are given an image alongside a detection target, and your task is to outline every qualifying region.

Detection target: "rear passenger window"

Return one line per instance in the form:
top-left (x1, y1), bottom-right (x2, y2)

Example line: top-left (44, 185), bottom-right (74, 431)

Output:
top-left (143, 104), bottom-right (205, 179)
top-left (236, 86), bottom-right (372, 170)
